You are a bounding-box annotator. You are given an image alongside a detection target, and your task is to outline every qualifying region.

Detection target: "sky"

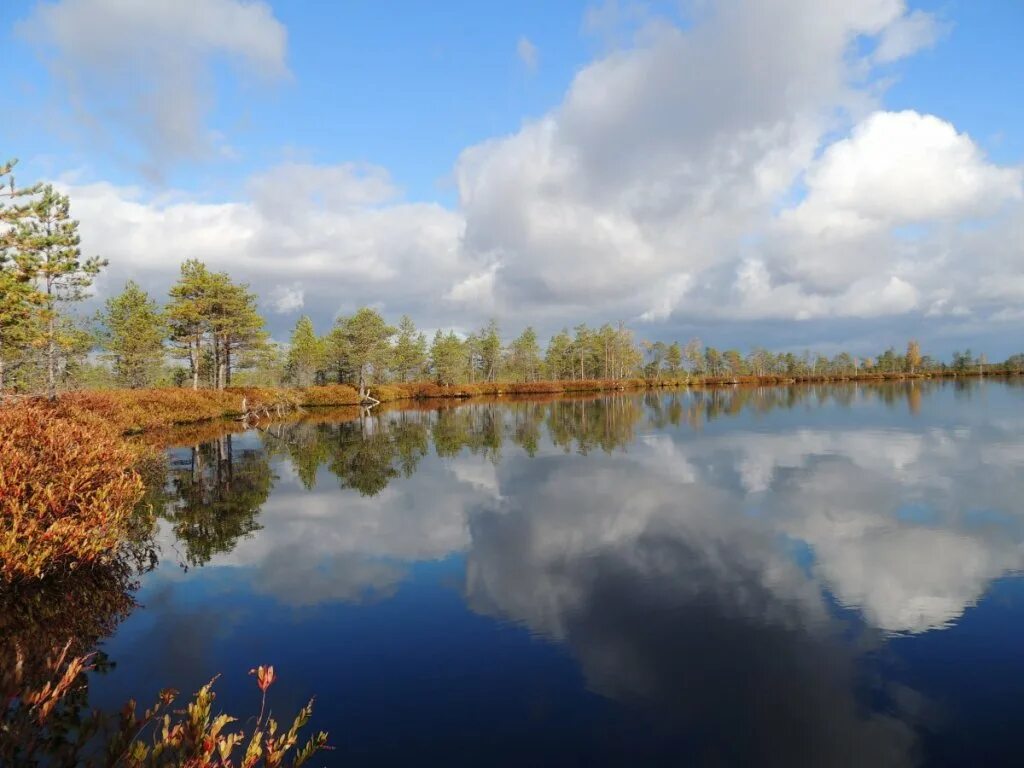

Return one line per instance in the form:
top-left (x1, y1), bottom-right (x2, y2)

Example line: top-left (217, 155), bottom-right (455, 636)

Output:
top-left (1, 0), bottom-right (1022, 358)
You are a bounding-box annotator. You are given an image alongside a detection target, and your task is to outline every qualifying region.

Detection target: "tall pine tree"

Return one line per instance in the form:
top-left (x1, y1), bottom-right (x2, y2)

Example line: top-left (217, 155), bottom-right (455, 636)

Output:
top-left (0, 159), bottom-right (44, 393)
top-left (391, 314), bottom-right (427, 382)
top-left (284, 315), bottom-right (324, 386)
top-left (167, 259), bottom-right (212, 390)
top-left (14, 184), bottom-right (106, 399)
top-left (100, 281), bottom-right (166, 388)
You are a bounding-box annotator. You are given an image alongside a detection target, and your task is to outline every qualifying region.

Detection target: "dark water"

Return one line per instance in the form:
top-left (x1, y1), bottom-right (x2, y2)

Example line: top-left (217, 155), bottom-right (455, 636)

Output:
top-left (85, 380), bottom-right (1024, 766)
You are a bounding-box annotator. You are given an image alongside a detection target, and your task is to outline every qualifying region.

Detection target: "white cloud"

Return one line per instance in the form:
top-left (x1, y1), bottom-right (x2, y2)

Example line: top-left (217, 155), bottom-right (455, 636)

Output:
top-left (270, 283), bottom-right (304, 314)
top-left (34, 0), bottom-right (1024, 343)
top-left (19, 0), bottom-right (289, 175)
top-left (445, 263), bottom-right (498, 307)
top-left (516, 36), bottom-right (538, 72)
top-left (782, 111), bottom-right (1021, 238)
top-left (451, 0), bottom-right (1018, 326)
top-left (873, 9), bottom-right (947, 63)
top-left (62, 164), bottom-right (466, 331)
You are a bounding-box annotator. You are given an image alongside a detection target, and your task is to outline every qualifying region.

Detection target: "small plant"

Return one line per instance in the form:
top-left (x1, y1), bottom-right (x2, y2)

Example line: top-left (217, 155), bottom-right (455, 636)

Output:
top-left (3, 651), bottom-right (329, 768)
top-left (110, 665), bottom-right (329, 768)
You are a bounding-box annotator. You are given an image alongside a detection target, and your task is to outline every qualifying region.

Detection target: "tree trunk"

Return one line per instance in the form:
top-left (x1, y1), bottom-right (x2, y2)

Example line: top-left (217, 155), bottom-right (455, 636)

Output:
top-left (47, 313), bottom-right (56, 401)
top-left (191, 338), bottom-right (200, 390)
top-left (225, 344), bottom-right (232, 388)
top-left (213, 334), bottom-right (222, 390)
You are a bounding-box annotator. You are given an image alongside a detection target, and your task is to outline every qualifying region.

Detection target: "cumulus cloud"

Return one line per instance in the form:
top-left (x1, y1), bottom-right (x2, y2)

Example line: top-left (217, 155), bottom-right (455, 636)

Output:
top-left (782, 111), bottom-right (1021, 239)
top-left (62, 164), bottom-right (466, 336)
top-left (19, 0), bottom-right (288, 176)
top-left (28, 0), bottom-right (1024, 347)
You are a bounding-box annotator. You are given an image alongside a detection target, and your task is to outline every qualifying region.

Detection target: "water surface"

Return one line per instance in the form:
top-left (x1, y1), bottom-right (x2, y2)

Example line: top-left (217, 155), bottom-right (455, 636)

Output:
top-left (88, 380), bottom-right (1024, 766)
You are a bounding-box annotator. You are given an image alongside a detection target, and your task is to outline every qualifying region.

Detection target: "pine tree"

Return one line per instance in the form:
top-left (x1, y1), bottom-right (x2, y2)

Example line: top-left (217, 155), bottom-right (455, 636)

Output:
top-left (167, 260), bottom-right (213, 390)
top-left (477, 319), bottom-right (502, 381)
top-left (430, 330), bottom-right (465, 386)
top-left (14, 185), bottom-right (106, 399)
top-left (544, 329), bottom-right (573, 381)
top-left (643, 340), bottom-right (667, 379)
top-left (507, 326), bottom-right (541, 382)
top-left (572, 324), bottom-right (592, 380)
top-left (100, 281), bottom-right (166, 388)
top-left (284, 315), bottom-right (324, 387)
top-left (391, 314), bottom-right (427, 382)
top-left (0, 159), bottom-right (44, 393)
top-left (328, 308), bottom-right (394, 397)
top-left (205, 272), bottom-right (266, 389)
top-left (665, 342), bottom-right (683, 378)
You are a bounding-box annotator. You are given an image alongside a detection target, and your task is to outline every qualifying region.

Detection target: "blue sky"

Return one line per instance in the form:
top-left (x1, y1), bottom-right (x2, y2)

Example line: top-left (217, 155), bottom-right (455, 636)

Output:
top-left (1, 0), bottom-right (1022, 357)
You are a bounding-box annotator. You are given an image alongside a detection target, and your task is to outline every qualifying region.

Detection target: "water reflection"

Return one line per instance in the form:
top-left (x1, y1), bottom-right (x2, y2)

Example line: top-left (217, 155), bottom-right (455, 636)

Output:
top-left (154, 435), bottom-right (273, 569)
top-left (145, 380), bottom-right (1024, 632)
top-left (89, 381), bottom-right (1024, 763)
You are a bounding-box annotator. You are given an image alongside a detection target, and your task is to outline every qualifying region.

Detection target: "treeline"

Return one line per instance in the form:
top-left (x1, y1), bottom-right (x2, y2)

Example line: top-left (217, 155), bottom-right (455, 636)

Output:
top-left (3, 159), bottom-right (1022, 398)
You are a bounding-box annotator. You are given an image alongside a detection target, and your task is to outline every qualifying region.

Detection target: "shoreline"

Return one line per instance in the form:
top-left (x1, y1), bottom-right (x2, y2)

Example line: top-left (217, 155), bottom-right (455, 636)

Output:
top-left (11, 369), bottom-right (1018, 437)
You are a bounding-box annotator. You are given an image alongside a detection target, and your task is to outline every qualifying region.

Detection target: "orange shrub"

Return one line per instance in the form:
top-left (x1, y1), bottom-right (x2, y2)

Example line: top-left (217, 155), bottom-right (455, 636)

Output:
top-left (293, 383), bottom-right (362, 407)
top-left (0, 404), bottom-right (146, 583)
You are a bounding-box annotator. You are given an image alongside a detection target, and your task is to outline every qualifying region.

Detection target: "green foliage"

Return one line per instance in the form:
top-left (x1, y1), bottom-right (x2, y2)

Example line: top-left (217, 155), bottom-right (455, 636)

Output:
top-left (391, 314), bottom-right (427, 382)
top-left (545, 329), bottom-right (574, 380)
top-left (0, 166), bottom-right (105, 397)
top-left (159, 436), bottom-right (272, 569)
top-left (429, 329), bottom-right (466, 386)
top-left (506, 326), bottom-right (542, 382)
top-left (0, 161), bottom-right (44, 391)
top-left (326, 307), bottom-right (395, 395)
top-left (167, 260), bottom-right (267, 390)
top-left (283, 315), bottom-right (323, 387)
top-left (16, 185), bottom-right (106, 398)
top-left (100, 281), bottom-right (166, 388)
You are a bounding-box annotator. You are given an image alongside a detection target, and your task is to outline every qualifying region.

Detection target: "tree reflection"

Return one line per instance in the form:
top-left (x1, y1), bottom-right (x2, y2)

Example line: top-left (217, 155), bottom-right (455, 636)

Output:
top-left (324, 413), bottom-right (427, 496)
top-left (146, 381), bottom-right (966, 569)
top-left (432, 404), bottom-right (504, 461)
top-left (0, 542), bottom-right (149, 764)
top-left (159, 434), bottom-right (273, 569)
top-left (546, 395), bottom-right (642, 454)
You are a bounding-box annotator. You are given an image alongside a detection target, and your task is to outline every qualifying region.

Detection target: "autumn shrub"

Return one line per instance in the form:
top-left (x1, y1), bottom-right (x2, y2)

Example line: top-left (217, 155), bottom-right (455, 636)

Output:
top-left (0, 403), bottom-right (147, 583)
top-left (3, 654), bottom-right (329, 768)
top-left (292, 383), bottom-right (362, 407)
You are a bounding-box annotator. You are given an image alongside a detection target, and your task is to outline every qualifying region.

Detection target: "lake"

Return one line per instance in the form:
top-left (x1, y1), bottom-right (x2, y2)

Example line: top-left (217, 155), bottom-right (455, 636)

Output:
top-left (84, 380), bottom-right (1024, 766)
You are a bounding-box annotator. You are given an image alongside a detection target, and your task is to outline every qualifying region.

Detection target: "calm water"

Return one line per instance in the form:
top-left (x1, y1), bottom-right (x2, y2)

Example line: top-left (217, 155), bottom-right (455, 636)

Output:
top-left (85, 380), bottom-right (1024, 766)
